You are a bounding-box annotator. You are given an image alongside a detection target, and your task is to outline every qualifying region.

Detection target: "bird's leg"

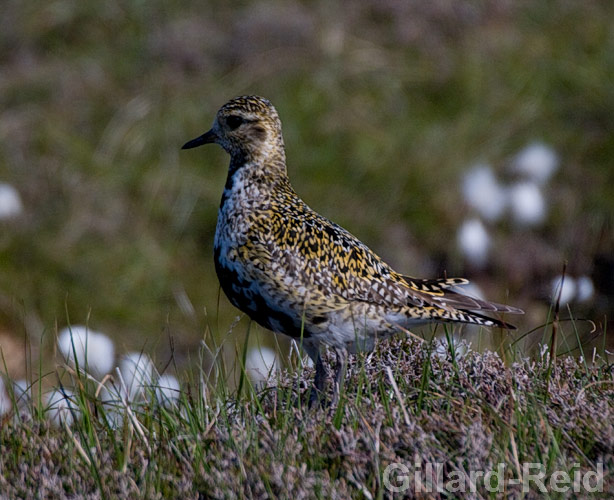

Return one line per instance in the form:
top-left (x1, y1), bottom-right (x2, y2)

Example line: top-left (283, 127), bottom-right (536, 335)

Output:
top-left (304, 342), bottom-right (327, 407)
top-left (331, 348), bottom-right (348, 407)
top-left (310, 353), bottom-right (327, 405)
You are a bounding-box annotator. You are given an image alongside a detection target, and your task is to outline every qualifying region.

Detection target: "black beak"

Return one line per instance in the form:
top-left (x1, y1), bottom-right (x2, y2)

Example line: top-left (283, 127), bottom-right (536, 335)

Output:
top-left (181, 129), bottom-right (217, 149)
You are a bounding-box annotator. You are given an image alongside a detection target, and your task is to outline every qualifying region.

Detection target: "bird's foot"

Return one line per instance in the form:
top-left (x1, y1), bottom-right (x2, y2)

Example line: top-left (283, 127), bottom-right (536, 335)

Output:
top-left (307, 385), bottom-right (329, 409)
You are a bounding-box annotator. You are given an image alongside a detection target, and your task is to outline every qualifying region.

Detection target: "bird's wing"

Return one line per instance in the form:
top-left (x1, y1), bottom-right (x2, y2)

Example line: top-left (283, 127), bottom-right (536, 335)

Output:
top-left (242, 207), bottom-right (431, 309)
top-left (241, 203), bottom-right (522, 321)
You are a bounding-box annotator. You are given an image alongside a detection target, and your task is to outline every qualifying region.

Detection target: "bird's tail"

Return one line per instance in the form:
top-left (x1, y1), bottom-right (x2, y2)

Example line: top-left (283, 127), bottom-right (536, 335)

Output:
top-left (401, 276), bottom-right (523, 329)
top-left (404, 304), bottom-right (518, 330)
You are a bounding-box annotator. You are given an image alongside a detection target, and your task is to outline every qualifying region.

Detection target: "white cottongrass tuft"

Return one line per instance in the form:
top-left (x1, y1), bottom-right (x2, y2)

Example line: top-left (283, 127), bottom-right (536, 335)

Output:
top-left (0, 183), bottom-right (23, 219)
top-left (13, 379), bottom-right (31, 410)
top-left (576, 276), bottom-right (595, 303)
top-left (245, 346), bottom-right (279, 388)
top-left (512, 142), bottom-right (559, 185)
top-left (99, 384), bottom-right (124, 429)
top-left (457, 218), bottom-right (490, 267)
top-left (46, 388), bottom-right (80, 428)
top-left (551, 275), bottom-right (576, 305)
top-left (461, 165), bottom-right (508, 222)
top-left (0, 378), bottom-right (11, 417)
top-left (507, 181), bottom-right (546, 226)
top-left (118, 352), bottom-right (155, 402)
top-left (58, 325), bottom-right (115, 379)
top-left (155, 374), bottom-right (181, 407)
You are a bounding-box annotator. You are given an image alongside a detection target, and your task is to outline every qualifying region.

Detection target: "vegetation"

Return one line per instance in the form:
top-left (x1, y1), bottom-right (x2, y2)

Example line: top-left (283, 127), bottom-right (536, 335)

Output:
top-left (1, 0), bottom-right (613, 362)
top-left (1, 1), bottom-right (613, 497)
top-left (1, 333), bottom-right (612, 498)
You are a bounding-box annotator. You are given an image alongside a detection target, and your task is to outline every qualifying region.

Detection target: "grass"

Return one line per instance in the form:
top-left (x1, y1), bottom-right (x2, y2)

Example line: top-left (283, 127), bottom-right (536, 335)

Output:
top-left (1, 0), bottom-right (614, 367)
top-left (0, 324), bottom-right (612, 498)
top-left (1, 1), bottom-right (613, 496)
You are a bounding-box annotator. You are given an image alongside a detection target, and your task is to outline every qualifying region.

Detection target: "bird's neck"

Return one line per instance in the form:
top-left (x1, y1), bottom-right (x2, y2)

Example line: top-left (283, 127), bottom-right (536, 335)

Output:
top-left (230, 142), bottom-right (286, 168)
top-left (221, 151), bottom-right (293, 210)
top-left (228, 147), bottom-right (288, 183)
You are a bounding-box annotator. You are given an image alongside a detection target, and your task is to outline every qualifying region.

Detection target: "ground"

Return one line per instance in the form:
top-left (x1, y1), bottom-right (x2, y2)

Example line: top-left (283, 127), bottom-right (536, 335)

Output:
top-left (0, 336), bottom-right (612, 498)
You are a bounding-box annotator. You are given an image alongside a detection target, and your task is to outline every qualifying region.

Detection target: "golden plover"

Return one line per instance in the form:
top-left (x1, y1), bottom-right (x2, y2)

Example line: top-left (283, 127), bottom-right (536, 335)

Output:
top-left (182, 96), bottom-right (523, 403)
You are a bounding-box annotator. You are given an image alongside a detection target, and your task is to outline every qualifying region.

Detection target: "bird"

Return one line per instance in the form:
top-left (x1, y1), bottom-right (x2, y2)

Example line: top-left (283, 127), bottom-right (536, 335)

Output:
top-left (182, 95), bottom-right (523, 404)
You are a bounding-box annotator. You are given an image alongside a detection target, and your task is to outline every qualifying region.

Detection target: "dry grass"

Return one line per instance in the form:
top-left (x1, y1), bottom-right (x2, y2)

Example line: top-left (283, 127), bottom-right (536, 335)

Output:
top-left (0, 335), bottom-right (612, 498)
top-left (1, 2), bottom-right (613, 496)
top-left (1, 0), bottom-right (613, 365)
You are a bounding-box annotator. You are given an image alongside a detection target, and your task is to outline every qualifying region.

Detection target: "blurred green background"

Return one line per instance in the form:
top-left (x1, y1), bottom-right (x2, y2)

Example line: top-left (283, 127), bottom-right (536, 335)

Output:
top-left (1, 0), bottom-right (613, 377)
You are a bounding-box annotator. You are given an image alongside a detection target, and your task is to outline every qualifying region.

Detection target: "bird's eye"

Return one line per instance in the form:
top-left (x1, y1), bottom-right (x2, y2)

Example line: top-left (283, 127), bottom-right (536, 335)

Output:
top-left (226, 115), bottom-right (244, 130)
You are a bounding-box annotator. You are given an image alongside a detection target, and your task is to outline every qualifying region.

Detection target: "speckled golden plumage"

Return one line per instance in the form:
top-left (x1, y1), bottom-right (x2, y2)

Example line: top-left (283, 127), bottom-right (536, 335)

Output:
top-left (182, 95), bottom-right (522, 403)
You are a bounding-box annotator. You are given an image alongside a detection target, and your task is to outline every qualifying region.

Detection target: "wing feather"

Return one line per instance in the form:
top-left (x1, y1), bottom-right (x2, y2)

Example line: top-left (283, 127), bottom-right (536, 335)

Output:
top-left (239, 199), bottom-right (523, 323)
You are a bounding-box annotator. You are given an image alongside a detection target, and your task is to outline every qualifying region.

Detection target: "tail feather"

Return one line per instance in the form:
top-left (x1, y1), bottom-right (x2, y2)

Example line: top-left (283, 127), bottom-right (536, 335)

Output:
top-left (400, 275), bottom-right (523, 329)
top-left (402, 276), bottom-right (523, 312)
top-left (432, 289), bottom-right (524, 315)
top-left (402, 276), bottom-right (468, 294)
top-left (453, 308), bottom-right (517, 330)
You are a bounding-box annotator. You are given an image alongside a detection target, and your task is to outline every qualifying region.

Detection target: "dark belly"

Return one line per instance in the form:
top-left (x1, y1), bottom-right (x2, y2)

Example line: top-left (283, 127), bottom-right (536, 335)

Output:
top-left (214, 250), bottom-right (308, 339)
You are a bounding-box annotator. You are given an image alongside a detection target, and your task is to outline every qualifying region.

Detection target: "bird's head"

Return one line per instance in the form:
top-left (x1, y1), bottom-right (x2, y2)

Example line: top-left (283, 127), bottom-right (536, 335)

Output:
top-left (182, 95), bottom-right (285, 164)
